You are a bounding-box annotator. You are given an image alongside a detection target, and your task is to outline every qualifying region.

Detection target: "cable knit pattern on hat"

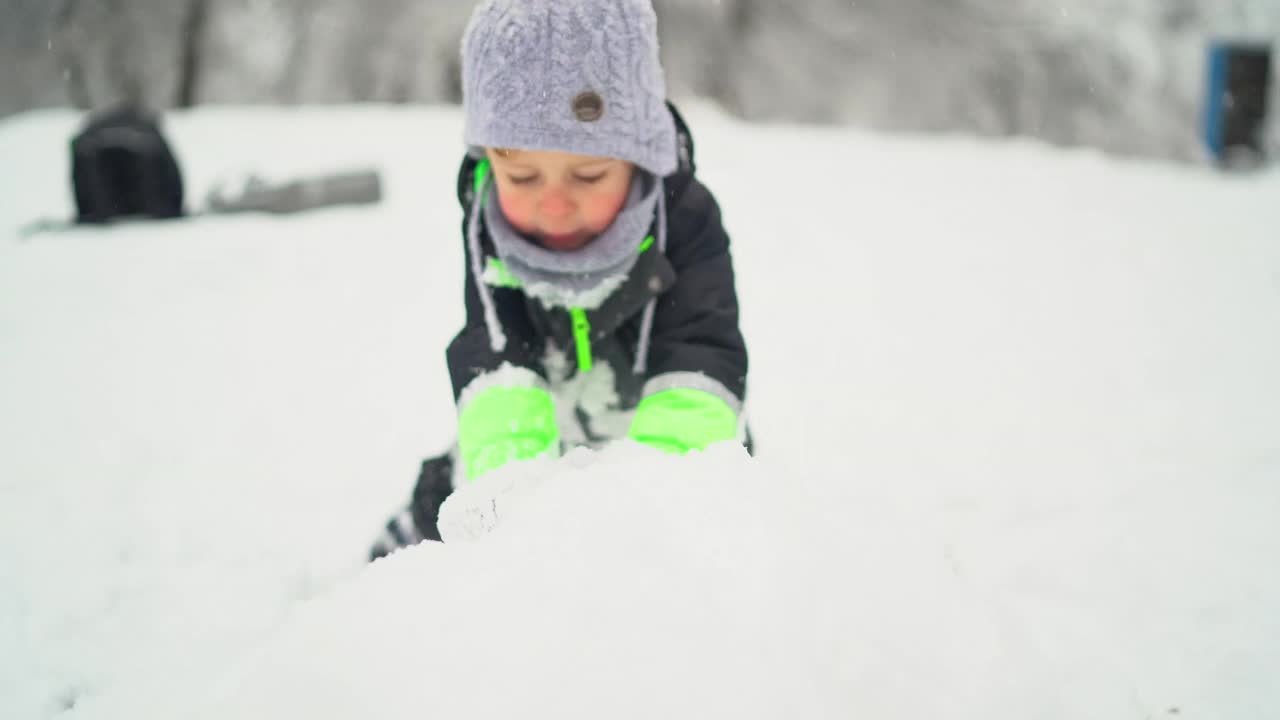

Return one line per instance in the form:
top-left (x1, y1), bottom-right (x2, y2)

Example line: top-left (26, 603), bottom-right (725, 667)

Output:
top-left (462, 0), bottom-right (677, 177)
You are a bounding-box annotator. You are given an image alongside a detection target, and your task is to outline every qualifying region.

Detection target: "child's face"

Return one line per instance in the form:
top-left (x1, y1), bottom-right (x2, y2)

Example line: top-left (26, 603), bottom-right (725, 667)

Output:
top-left (486, 148), bottom-right (635, 252)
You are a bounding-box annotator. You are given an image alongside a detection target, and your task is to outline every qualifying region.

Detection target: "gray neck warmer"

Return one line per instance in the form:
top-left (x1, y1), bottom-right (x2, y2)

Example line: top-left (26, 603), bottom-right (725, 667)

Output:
top-left (483, 171), bottom-right (660, 310)
top-left (466, 167), bottom-right (669, 374)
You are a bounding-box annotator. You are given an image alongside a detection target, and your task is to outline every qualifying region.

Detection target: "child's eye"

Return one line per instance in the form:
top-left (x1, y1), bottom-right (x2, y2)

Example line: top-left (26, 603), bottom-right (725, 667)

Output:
top-left (574, 172), bottom-right (607, 184)
top-left (507, 174), bottom-right (538, 185)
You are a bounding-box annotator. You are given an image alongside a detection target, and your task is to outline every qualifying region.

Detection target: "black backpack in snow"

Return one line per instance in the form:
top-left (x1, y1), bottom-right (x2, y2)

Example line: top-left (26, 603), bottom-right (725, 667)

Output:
top-left (71, 106), bottom-right (185, 224)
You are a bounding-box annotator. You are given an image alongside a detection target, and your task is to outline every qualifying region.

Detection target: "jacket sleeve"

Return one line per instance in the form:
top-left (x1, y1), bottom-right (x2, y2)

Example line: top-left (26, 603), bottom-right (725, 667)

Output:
top-left (447, 176), bottom-right (560, 482)
top-left (628, 180), bottom-right (748, 454)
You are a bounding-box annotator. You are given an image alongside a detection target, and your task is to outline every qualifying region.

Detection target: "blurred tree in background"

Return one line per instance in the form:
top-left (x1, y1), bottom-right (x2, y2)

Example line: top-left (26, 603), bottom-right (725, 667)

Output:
top-left (0, 0), bottom-right (1276, 160)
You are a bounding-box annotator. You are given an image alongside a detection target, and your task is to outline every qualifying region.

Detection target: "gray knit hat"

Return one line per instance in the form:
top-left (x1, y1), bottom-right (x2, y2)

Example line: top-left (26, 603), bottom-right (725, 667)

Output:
top-left (461, 0), bottom-right (678, 178)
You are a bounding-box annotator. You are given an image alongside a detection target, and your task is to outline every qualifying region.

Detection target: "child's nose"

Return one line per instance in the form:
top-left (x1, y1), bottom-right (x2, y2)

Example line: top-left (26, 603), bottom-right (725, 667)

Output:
top-left (539, 187), bottom-right (575, 218)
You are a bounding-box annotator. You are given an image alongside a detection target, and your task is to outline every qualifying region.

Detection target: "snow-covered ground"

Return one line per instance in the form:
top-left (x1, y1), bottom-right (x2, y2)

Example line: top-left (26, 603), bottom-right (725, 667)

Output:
top-left (2, 104), bottom-right (1279, 719)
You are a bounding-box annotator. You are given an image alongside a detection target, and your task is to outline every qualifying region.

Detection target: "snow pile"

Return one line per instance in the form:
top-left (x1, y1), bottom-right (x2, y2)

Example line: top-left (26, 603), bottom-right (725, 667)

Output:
top-left (66, 440), bottom-right (1280, 720)
top-left (64, 443), bottom-right (1091, 719)
top-left (181, 444), bottom-right (825, 720)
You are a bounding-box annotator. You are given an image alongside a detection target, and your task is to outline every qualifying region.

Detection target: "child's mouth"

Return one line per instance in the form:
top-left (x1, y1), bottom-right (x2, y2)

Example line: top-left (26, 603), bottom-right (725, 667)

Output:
top-left (539, 230), bottom-right (592, 251)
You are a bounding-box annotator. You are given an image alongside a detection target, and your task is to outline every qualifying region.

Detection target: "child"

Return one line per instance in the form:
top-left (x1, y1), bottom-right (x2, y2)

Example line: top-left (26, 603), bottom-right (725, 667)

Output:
top-left (371, 0), bottom-right (749, 559)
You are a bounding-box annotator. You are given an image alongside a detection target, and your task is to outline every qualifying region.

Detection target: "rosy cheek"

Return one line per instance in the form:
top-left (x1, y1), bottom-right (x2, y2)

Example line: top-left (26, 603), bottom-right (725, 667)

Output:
top-left (497, 190), bottom-right (538, 234)
top-left (582, 190), bottom-right (629, 232)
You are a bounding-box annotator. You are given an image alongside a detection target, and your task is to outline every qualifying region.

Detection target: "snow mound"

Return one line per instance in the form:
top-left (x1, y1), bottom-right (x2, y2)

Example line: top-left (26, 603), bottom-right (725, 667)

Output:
top-left (96, 442), bottom-right (1199, 720)
top-left (178, 444), bottom-right (823, 719)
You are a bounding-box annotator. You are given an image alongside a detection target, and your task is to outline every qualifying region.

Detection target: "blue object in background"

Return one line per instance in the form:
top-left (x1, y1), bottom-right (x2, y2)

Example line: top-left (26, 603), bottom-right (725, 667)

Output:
top-left (1202, 40), bottom-right (1273, 167)
top-left (1202, 44), bottom-right (1229, 159)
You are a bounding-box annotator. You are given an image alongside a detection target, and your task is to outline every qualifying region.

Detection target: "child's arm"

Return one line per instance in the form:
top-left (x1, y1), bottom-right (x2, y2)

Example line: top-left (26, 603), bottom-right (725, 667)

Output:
top-left (628, 181), bottom-right (748, 454)
top-left (446, 238), bottom-right (559, 483)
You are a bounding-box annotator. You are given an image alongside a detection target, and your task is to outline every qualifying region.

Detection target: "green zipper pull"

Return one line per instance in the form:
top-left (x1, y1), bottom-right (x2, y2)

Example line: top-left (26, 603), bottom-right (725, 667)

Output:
top-left (570, 308), bottom-right (593, 373)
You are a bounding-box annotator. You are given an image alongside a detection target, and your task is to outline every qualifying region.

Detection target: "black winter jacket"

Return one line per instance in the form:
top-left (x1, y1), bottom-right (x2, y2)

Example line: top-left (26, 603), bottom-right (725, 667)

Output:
top-left (446, 104), bottom-right (748, 448)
